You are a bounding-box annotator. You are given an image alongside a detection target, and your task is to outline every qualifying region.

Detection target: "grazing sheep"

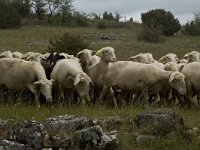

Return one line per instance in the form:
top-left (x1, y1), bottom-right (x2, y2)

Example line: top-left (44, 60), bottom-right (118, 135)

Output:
top-left (184, 51), bottom-right (200, 63)
top-left (0, 58), bottom-right (54, 109)
top-left (77, 49), bottom-right (94, 74)
top-left (128, 53), bottom-right (154, 64)
top-left (50, 59), bottom-right (93, 104)
top-left (180, 62), bottom-right (200, 108)
top-left (159, 53), bottom-right (179, 64)
top-left (12, 51), bottom-right (24, 59)
top-left (100, 61), bottom-right (186, 108)
top-left (43, 53), bottom-right (65, 79)
top-left (0, 51), bottom-right (13, 58)
top-left (164, 62), bottom-right (179, 72)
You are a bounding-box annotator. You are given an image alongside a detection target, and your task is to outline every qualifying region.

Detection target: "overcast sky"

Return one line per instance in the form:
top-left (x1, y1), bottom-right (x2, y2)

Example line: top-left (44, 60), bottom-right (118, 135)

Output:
top-left (73, 0), bottom-right (200, 24)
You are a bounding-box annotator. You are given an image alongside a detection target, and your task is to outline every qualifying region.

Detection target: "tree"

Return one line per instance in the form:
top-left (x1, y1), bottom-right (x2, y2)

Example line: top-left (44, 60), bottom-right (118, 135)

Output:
top-left (182, 12), bottom-right (200, 36)
top-left (31, 0), bottom-right (46, 20)
top-left (0, 0), bottom-right (21, 28)
top-left (10, 0), bottom-right (31, 17)
top-left (141, 9), bottom-right (181, 36)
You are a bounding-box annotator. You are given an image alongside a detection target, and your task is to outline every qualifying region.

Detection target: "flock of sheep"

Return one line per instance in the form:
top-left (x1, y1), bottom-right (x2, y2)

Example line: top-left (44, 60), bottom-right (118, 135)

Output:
top-left (0, 48), bottom-right (200, 109)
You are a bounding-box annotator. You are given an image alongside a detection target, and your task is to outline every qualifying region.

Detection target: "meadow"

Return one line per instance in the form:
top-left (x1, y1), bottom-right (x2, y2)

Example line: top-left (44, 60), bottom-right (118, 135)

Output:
top-left (0, 26), bottom-right (200, 149)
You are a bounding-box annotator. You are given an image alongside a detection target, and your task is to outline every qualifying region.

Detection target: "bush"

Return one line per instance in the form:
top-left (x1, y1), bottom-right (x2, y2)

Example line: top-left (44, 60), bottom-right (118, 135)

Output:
top-left (48, 33), bottom-right (90, 55)
top-left (0, 0), bottom-right (21, 29)
top-left (97, 21), bottom-right (107, 29)
top-left (182, 13), bottom-right (200, 36)
top-left (141, 9), bottom-right (181, 36)
top-left (137, 25), bottom-right (166, 43)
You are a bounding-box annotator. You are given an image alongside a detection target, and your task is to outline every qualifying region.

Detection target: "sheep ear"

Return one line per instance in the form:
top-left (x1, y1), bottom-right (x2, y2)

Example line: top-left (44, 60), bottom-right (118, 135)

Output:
top-left (169, 73), bottom-right (177, 82)
top-left (76, 52), bottom-right (83, 58)
top-left (33, 81), bottom-right (42, 88)
top-left (95, 50), bottom-right (102, 56)
top-left (74, 74), bottom-right (81, 85)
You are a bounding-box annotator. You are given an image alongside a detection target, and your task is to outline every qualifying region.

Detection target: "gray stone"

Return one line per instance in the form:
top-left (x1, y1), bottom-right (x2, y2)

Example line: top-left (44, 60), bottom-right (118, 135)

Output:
top-left (134, 108), bottom-right (182, 135)
top-left (0, 140), bottom-right (26, 150)
top-left (98, 116), bottom-right (121, 129)
top-left (43, 134), bottom-right (73, 149)
top-left (7, 120), bottom-right (46, 150)
top-left (0, 119), bottom-right (7, 132)
top-left (133, 132), bottom-right (155, 144)
top-left (43, 115), bottom-right (88, 134)
top-left (74, 125), bottom-right (118, 150)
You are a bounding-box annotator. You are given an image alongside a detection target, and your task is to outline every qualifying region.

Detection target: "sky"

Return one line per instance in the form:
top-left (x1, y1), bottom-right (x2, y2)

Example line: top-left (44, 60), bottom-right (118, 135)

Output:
top-left (73, 0), bottom-right (200, 24)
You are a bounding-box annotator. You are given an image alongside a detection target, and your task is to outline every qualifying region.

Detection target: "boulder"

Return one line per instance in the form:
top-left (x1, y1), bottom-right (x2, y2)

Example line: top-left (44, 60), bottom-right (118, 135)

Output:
top-left (74, 125), bottom-right (118, 150)
top-left (134, 108), bottom-right (183, 135)
top-left (98, 116), bottom-right (121, 129)
top-left (43, 134), bottom-right (73, 149)
top-left (43, 115), bottom-right (88, 134)
top-left (133, 132), bottom-right (155, 144)
top-left (7, 120), bottom-right (46, 150)
top-left (0, 140), bottom-right (26, 150)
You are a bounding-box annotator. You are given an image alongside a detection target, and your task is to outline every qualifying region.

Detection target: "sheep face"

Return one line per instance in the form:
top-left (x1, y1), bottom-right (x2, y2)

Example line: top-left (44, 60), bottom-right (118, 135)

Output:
top-left (96, 47), bottom-right (117, 62)
top-left (74, 73), bottom-right (93, 103)
top-left (188, 54), bottom-right (199, 63)
top-left (77, 49), bottom-right (93, 66)
top-left (164, 62), bottom-right (178, 71)
top-left (168, 72), bottom-right (186, 95)
top-left (33, 79), bottom-right (54, 103)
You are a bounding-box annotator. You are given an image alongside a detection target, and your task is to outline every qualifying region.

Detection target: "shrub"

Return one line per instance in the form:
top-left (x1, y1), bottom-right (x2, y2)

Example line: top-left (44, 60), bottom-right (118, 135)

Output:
top-left (137, 25), bottom-right (166, 43)
top-left (141, 9), bottom-right (181, 36)
top-left (48, 33), bottom-right (90, 55)
top-left (0, 0), bottom-right (21, 29)
top-left (181, 13), bottom-right (200, 36)
top-left (97, 21), bottom-right (107, 29)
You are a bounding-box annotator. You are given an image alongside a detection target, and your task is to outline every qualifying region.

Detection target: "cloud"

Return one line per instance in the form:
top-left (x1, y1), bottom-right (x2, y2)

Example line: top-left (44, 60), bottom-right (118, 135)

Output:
top-left (72, 0), bottom-right (200, 24)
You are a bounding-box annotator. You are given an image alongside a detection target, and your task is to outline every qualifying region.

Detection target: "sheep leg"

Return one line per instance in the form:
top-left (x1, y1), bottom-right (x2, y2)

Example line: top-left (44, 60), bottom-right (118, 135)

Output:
top-left (99, 86), bottom-right (109, 104)
top-left (141, 88), bottom-right (149, 106)
top-left (110, 87), bottom-right (118, 108)
top-left (27, 85), bottom-right (40, 109)
top-left (58, 84), bottom-right (65, 103)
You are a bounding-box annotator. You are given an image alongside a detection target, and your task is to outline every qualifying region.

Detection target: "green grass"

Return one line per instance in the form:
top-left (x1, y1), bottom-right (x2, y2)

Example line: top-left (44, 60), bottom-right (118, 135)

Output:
top-left (0, 26), bottom-right (200, 60)
top-left (1, 26), bottom-right (200, 149)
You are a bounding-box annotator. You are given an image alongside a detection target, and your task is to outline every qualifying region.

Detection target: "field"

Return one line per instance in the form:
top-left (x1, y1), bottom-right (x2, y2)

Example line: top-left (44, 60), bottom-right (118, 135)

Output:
top-left (1, 26), bottom-right (200, 149)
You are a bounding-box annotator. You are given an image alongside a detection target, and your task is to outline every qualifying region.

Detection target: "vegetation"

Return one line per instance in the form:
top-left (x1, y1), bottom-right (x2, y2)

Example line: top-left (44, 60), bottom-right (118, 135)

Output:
top-left (182, 13), bottom-right (200, 36)
top-left (0, 25), bottom-right (200, 149)
top-left (137, 25), bottom-right (166, 43)
top-left (141, 9), bottom-right (181, 36)
top-left (0, 0), bottom-right (21, 29)
top-left (48, 32), bottom-right (90, 55)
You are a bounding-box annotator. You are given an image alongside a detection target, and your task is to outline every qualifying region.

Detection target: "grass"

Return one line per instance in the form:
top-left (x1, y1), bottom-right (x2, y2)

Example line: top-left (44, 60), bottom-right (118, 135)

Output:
top-left (0, 25), bottom-right (200, 149)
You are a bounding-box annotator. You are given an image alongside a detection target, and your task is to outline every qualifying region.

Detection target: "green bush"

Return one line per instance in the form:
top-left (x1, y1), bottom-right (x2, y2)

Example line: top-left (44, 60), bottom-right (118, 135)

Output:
top-left (97, 21), bottom-right (107, 29)
top-left (48, 33), bottom-right (90, 55)
top-left (141, 9), bottom-right (181, 36)
top-left (137, 25), bottom-right (166, 43)
top-left (0, 0), bottom-right (21, 29)
top-left (182, 13), bottom-right (200, 36)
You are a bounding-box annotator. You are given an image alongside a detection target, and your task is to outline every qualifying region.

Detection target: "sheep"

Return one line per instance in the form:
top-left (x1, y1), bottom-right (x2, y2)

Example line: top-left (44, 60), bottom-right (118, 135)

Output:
top-left (0, 51), bottom-right (13, 58)
top-left (159, 53), bottom-right (179, 64)
top-left (0, 58), bottom-right (54, 109)
top-left (183, 51), bottom-right (200, 63)
top-left (43, 53), bottom-right (65, 79)
top-left (100, 61), bottom-right (186, 108)
top-left (128, 53), bottom-right (154, 64)
top-left (50, 59), bottom-right (93, 105)
top-left (12, 51), bottom-right (24, 59)
top-left (180, 62), bottom-right (200, 108)
top-left (164, 62), bottom-right (179, 72)
top-left (76, 49), bottom-right (94, 74)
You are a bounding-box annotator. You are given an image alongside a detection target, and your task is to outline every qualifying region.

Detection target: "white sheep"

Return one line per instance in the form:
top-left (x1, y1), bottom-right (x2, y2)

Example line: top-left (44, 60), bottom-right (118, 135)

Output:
top-left (100, 61), bottom-right (186, 108)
